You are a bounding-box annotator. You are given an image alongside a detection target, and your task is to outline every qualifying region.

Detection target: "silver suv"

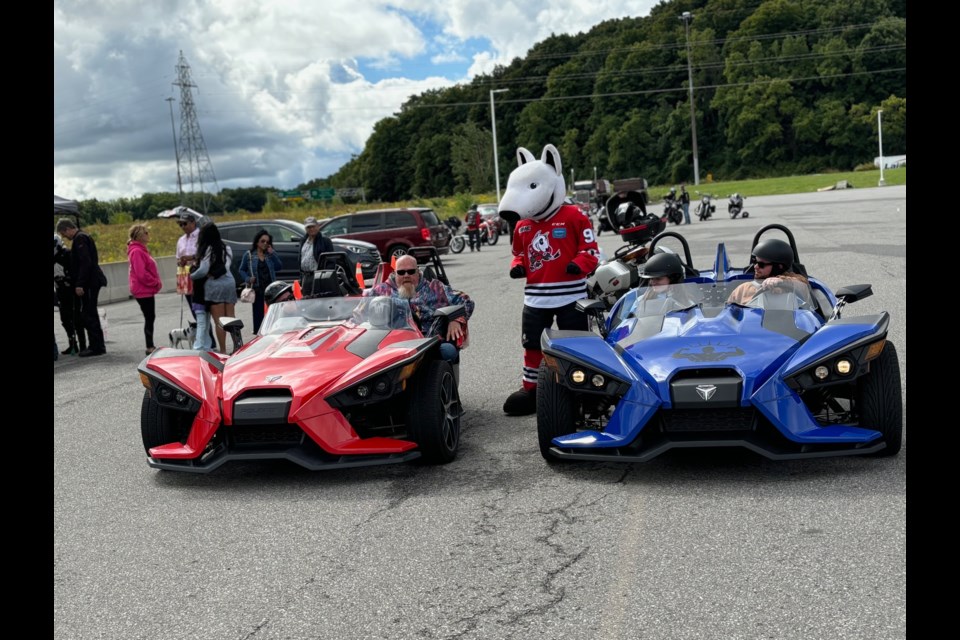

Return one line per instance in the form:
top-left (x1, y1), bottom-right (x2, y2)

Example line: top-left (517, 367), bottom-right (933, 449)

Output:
top-left (218, 219), bottom-right (381, 288)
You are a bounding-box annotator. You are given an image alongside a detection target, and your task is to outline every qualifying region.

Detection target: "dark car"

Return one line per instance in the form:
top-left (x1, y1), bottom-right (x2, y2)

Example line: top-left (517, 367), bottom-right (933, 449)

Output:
top-left (476, 203), bottom-right (509, 235)
top-left (217, 219), bottom-right (381, 288)
top-left (316, 207), bottom-right (451, 262)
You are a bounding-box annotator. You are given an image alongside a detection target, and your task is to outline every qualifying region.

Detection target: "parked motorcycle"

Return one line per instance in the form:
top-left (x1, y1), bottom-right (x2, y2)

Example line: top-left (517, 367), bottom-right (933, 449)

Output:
top-left (446, 216), bottom-right (497, 254)
top-left (446, 217), bottom-right (467, 253)
top-left (728, 193), bottom-right (749, 219)
top-left (663, 199), bottom-right (683, 225)
top-left (695, 192), bottom-right (716, 221)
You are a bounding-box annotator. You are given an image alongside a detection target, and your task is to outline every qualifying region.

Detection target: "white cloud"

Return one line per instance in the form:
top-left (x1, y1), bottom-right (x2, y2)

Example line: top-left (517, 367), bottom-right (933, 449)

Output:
top-left (54, 0), bottom-right (654, 201)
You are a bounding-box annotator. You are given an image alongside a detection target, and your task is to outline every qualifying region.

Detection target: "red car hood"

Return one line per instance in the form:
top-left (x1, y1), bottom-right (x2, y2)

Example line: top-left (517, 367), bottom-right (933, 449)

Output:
top-left (221, 324), bottom-right (423, 405)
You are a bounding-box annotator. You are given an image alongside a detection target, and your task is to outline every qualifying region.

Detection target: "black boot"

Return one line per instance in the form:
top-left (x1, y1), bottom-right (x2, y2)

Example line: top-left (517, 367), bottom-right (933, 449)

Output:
top-left (61, 336), bottom-right (78, 356)
top-left (78, 333), bottom-right (88, 353)
top-left (503, 387), bottom-right (537, 416)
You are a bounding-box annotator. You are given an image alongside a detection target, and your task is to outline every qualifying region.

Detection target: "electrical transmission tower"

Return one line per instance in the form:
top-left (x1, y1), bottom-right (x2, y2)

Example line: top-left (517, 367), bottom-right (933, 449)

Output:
top-left (172, 50), bottom-right (219, 213)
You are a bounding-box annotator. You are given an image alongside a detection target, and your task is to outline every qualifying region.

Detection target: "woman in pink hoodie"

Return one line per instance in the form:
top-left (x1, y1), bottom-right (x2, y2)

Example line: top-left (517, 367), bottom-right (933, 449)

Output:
top-left (128, 224), bottom-right (164, 355)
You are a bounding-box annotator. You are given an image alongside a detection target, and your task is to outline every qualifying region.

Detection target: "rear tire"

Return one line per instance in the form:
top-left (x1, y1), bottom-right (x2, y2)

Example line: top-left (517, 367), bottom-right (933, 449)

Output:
top-left (486, 227), bottom-right (499, 246)
top-left (536, 360), bottom-right (575, 462)
top-left (450, 236), bottom-right (466, 254)
top-left (407, 360), bottom-right (461, 464)
top-left (742, 211), bottom-right (749, 218)
top-left (387, 245), bottom-right (408, 262)
top-left (858, 342), bottom-right (903, 456)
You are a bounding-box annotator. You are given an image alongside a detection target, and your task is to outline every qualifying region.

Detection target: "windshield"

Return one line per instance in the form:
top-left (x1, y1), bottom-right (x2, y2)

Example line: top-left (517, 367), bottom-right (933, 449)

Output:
top-left (258, 296), bottom-right (417, 335)
top-left (610, 280), bottom-right (816, 325)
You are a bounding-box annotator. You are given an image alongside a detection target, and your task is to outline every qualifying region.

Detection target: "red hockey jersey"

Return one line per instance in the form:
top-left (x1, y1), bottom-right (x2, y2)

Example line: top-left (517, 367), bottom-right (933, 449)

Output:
top-left (510, 204), bottom-right (600, 309)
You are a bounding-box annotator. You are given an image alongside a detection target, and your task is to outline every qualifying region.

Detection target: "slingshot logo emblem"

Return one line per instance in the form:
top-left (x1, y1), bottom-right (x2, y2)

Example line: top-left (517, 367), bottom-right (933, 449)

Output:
top-left (696, 384), bottom-right (717, 401)
top-left (266, 375), bottom-right (283, 383)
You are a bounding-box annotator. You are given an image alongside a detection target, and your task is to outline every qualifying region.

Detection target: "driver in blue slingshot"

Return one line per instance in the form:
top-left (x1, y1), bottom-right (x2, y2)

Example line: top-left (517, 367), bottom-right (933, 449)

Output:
top-left (727, 239), bottom-right (812, 306)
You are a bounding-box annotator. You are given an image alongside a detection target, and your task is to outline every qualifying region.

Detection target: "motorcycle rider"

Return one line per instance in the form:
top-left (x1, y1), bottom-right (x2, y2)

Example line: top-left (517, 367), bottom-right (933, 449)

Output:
top-left (465, 204), bottom-right (482, 252)
top-left (679, 184), bottom-right (691, 224)
top-left (663, 187), bottom-right (677, 206)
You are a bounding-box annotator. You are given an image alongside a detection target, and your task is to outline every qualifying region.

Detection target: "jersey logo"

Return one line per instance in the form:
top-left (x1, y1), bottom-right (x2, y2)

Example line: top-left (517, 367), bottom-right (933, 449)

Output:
top-left (552, 228), bottom-right (567, 239)
top-left (527, 230), bottom-right (561, 272)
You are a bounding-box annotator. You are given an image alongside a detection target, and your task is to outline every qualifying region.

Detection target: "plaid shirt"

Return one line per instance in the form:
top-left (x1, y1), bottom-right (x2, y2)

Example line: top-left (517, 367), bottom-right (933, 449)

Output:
top-left (366, 277), bottom-right (474, 335)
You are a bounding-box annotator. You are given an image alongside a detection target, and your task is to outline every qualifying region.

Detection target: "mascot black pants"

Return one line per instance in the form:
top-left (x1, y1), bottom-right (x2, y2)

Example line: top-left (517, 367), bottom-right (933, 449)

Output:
top-left (520, 302), bottom-right (587, 349)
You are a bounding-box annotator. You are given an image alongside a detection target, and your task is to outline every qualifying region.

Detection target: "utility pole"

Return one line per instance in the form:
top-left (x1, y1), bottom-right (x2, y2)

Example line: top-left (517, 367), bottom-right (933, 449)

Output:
top-left (877, 109), bottom-right (886, 187)
top-left (173, 50), bottom-right (220, 214)
top-left (165, 97), bottom-right (183, 199)
top-left (680, 11), bottom-right (700, 186)
top-left (490, 88), bottom-right (510, 202)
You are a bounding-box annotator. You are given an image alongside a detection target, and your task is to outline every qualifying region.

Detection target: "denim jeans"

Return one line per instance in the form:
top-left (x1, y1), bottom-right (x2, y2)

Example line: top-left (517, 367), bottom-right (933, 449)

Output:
top-left (193, 308), bottom-right (214, 350)
top-left (439, 341), bottom-right (459, 363)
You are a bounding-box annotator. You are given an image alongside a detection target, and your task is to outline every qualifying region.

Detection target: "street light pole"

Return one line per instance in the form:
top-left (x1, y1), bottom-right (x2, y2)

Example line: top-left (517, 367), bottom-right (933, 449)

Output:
top-left (490, 88), bottom-right (510, 202)
top-left (680, 11), bottom-right (700, 186)
top-left (877, 109), bottom-right (886, 187)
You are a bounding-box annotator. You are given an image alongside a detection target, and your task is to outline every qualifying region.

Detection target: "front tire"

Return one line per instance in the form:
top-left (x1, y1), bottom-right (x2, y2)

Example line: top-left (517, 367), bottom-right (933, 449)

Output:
top-left (536, 361), bottom-right (576, 462)
top-left (486, 227), bottom-right (499, 246)
top-left (858, 342), bottom-right (903, 456)
top-left (407, 360), bottom-right (461, 464)
top-left (140, 389), bottom-right (193, 454)
top-left (450, 235), bottom-right (466, 254)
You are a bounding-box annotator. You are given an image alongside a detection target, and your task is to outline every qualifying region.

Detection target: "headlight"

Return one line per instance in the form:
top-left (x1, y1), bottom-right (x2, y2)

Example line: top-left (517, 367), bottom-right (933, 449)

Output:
top-left (342, 245), bottom-right (363, 254)
top-left (142, 377), bottom-right (201, 412)
top-left (785, 338), bottom-right (886, 390)
top-left (543, 351), bottom-right (629, 397)
top-left (327, 357), bottom-right (423, 408)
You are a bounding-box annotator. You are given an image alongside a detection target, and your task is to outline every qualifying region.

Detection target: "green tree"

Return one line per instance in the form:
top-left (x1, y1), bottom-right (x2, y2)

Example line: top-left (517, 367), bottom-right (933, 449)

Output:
top-left (450, 121), bottom-right (493, 194)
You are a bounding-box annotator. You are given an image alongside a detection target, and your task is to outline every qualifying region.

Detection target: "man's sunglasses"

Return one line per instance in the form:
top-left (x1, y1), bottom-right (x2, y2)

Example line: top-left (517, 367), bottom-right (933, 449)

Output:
top-left (395, 268), bottom-right (419, 276)
top-left (178, 221), bottom-right (191, 227)
top-left (753, 260), bottom-right (773, 268)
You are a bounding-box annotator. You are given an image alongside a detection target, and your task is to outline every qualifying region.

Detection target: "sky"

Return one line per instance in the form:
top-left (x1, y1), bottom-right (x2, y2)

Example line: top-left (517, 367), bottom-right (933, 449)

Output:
top-left (54, 0), bottom-right (657, 201)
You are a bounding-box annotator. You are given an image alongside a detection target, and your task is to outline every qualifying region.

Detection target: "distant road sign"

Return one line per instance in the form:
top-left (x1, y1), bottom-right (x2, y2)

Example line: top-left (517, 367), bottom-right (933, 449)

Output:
top-left (309, 188), bottom-right (335, 200)
top-left (278, 190), bottom-right (302, 198)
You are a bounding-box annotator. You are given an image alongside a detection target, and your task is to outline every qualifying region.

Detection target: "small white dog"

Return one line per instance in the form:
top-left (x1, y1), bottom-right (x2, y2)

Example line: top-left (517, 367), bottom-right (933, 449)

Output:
top-left (168, 323), bottom-right (197, 349)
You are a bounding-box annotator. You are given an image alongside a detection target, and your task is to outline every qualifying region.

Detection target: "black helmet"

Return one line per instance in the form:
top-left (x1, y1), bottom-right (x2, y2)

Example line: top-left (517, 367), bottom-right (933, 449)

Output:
top-left (264, 280), bottom-right (294, 306)
top-left (752, 238), bottom-right (794, 274)
top-left (639, 252), bottom-right (684, 284)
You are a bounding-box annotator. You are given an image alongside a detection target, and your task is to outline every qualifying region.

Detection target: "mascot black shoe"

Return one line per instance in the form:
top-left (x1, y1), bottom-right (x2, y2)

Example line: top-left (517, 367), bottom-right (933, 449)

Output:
top-left (503, 387), bottom-right (537, 416)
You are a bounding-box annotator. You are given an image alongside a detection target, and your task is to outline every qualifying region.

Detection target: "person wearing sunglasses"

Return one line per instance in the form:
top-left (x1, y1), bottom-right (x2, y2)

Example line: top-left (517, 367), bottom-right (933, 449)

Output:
top-left (727, 238), bottom-right (810, 305)
top-left (361, 254), bottom-right (475, 362)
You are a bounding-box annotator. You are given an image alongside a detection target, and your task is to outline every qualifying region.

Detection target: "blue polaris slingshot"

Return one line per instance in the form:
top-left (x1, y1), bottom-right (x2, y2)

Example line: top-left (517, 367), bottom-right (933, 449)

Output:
top-left (537, 224), bottom-right (903, 462)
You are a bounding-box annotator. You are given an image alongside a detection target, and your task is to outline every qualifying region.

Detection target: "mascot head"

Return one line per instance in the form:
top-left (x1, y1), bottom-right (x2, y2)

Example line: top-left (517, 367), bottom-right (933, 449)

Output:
top-left (497, 144), bottom-right (566, 225)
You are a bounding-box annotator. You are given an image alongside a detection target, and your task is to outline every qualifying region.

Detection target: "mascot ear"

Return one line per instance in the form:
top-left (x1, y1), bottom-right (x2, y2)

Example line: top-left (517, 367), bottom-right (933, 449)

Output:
top-left (517, 147), bottom-right (535, 165)
top-left (541, 144), bottom-right (562, 177)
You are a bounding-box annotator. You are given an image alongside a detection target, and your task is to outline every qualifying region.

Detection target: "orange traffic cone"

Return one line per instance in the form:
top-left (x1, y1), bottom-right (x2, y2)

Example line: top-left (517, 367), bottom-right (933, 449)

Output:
top-left (390, 255), bottom-right (397, 269)
top-left (355, 262), bottom-right (365, 288)
top-left (292, 280), bottom-right (303, 300)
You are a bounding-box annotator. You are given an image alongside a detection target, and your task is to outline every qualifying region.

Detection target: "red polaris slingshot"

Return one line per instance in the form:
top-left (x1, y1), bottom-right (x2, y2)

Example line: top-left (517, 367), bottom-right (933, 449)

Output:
top-left (137, 252), bottom-right (466, 473)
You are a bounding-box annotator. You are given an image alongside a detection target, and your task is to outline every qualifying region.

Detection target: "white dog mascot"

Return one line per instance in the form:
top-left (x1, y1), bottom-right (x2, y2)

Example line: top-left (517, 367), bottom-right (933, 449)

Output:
top-left (497, 144), bottom-right (600, 416)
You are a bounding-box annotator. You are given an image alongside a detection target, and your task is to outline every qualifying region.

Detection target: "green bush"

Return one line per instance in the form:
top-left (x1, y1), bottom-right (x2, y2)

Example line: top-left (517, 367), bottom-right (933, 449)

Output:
top-left (853, 162), bottom-right (876, 172)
